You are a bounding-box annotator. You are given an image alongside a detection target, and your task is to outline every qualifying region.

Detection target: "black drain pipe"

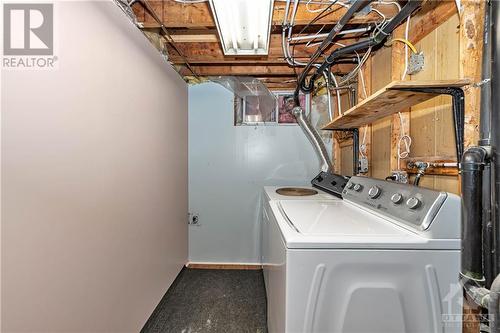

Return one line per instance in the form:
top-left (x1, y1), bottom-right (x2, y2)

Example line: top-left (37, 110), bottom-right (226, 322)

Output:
top-left (481, 0), bottom-right (497, 289)
top-left (461, 3), bottom-right (500, 331)
top-left (491, 0), bottom-right (500, 288)
top-left (461, 147), bottom-right (487, 283)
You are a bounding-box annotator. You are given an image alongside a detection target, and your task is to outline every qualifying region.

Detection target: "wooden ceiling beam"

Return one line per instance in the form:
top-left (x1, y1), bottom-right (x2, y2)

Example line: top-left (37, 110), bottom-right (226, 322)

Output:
top-left (133, 1), bottom-right (398, 29)
top-left (167, 34), bottom-right (360, 64)
top-left (178, 63), bottom-right (354, 76)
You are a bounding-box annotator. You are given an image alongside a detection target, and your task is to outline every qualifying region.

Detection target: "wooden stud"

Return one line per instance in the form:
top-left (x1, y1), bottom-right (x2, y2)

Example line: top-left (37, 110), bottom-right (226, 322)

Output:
top-left (460, 0), bottom-right (485, 148)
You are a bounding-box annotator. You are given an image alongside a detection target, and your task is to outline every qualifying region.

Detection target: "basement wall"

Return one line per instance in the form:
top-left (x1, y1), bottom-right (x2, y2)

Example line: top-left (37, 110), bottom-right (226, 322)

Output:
top-left (1, 1), bottom-right (188, 332)
top-left (188, 82), bottom-right (319, 264)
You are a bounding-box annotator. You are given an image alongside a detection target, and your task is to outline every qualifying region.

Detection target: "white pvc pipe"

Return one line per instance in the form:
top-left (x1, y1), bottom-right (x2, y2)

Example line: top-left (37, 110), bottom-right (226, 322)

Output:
top-left (290, 27), bottom-right (371, 41)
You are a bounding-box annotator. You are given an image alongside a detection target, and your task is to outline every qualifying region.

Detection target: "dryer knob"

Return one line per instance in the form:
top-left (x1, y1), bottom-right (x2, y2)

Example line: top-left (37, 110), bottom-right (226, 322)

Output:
top-left (391, 193), bottom-right (404, 204)
top-left (346, 182), bottom-right (354, 190)
top-left (406, 197), bottom-right (421, 210)
top-left (353, 184), bottom-right (363, 192)
top-left (368, 186), bottom-right (381, 199)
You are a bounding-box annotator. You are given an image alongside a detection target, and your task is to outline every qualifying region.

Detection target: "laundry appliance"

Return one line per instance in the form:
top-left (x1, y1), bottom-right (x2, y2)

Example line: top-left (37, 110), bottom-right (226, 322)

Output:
top-left (261, 175), bottom-right (461, 333)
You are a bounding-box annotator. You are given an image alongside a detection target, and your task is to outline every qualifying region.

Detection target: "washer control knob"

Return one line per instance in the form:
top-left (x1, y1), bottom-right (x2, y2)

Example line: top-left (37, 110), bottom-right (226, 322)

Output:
top-left (346, 182), bottom-right (354, 190)
top-left (406, 197), bottom-right (421, 209)
top-left (391, 193), bottom-right (404, 204)
top-left (353, 184), bottom-right (363, 192)
top-left (368, 186), bottom-right (381, 199)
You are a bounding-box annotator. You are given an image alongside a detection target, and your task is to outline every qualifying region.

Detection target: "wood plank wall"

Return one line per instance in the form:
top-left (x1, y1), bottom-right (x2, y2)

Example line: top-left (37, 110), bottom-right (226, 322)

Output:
top-left (342, 14), bottom-right (462, 194)
top-left (410, 14), bottom-right (461, 193)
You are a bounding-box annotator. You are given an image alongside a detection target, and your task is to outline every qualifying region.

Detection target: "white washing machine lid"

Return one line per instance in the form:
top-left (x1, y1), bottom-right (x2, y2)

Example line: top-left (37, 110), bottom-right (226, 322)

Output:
top-left (264, 186), bottom-right (341, 202)
top-left (271, 200), bottom-right (460, 250)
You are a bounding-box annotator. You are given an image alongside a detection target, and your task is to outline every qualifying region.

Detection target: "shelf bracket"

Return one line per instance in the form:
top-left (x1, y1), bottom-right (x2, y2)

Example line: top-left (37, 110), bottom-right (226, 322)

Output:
top-left (331, 128), bottom-right (360, 176)
top-left (391, 87), bottom-right (465, 164)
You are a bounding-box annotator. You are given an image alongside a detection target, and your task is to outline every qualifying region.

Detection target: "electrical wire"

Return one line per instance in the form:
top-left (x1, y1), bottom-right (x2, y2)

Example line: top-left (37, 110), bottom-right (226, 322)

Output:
top-left (397, 111), bottom-right (412, 170)
top-left (285, 0), bottom-right (400, 118)
top-left (401, 15), bottom-right (411, 80)
top-left (359, 64), bottom-right (368, 99)
top-left (386, 38), bottom-right (418, 53)
top-left (396, 15), bottom-right (412, 170)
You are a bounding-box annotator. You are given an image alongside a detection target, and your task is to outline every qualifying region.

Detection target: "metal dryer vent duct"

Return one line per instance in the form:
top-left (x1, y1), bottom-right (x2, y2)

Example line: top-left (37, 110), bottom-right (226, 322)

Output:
top-left (211, 76), bottom-right (333, 172)
top-left (293, 106), bottom-right (333, 173)
top-left (210, 76), bottom-right (277, 123)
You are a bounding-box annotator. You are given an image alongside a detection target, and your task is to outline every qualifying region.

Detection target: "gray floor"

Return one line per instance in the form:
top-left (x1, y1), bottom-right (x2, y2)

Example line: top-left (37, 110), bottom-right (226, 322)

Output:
top-left (141, 268), bottom-right (267, 333)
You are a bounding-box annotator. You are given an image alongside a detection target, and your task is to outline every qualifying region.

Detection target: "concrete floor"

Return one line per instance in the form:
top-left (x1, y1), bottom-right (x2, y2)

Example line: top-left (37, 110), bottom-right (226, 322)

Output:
top-left (141, 268), bottom-right (267, 333)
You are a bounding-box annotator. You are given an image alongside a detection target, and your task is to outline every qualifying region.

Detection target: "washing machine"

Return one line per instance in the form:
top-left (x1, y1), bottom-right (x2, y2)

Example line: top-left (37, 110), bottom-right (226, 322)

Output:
top-left (262, 176), bottom-right (462, 333)
top-left (262, 173), bottom-right (348, 291)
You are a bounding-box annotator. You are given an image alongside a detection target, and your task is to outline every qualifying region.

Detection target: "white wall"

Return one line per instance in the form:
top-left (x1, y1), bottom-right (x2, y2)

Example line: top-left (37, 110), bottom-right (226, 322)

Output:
top-left (1, 2), bottom-right (187, 332)
top-left (189, 83), bottom-right (319, 264)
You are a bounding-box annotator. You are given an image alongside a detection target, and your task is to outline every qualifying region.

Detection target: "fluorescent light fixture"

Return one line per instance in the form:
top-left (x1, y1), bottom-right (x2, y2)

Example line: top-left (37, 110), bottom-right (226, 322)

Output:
top-left (208, 0), bottom-right (274, 56)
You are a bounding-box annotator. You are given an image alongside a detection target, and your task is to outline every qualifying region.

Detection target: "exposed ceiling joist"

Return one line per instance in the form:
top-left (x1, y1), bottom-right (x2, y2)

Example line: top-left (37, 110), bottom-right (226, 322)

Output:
top-left (133, 1), bottom-right (398, 29)
top-left (132, 0), bottom-right (397, 88)
top-left (178, 63), bottom-right (353, 76)
top-left (167, 34), bottom-right (361, 64)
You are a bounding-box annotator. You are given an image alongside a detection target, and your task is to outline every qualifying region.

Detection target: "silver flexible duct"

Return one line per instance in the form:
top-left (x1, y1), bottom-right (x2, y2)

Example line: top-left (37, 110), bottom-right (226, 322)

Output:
top-left (292, 106), bottom-right (333, 173)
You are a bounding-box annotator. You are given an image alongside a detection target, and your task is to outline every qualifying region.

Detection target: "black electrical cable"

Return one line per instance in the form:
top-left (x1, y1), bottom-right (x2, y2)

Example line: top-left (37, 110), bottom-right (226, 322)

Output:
top-left (295, 0), bottom-right (423, 100)
top-left (293, 0), bottom-right (374, 105)
top-left (290, 0), bottom-right (340, 82)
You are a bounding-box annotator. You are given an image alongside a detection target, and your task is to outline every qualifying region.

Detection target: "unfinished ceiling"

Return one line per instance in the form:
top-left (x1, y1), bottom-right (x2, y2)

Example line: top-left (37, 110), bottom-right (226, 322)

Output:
top-left (127, 0), bottom-right (456, 89)
top-left (130, 0), bottom-right (401, 89)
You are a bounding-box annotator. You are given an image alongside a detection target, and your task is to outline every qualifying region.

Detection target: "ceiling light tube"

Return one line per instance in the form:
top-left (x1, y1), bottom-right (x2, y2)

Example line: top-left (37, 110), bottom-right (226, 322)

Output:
top-left (209, 0), bottom-right (275, 56)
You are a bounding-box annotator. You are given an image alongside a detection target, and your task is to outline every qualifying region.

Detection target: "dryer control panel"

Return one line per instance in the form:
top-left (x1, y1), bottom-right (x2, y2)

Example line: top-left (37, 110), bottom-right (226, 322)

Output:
top-left (311, 172), bottom-right (350, 198)
top-left (342, 176), bottom-right (450, 233)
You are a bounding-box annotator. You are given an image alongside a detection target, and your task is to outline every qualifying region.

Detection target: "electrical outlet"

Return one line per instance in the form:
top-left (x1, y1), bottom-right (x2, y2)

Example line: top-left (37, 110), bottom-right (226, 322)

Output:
top-left (391, 171), bottom-right (409, 184)
top-left (188, 213), bottom-right (200, 226)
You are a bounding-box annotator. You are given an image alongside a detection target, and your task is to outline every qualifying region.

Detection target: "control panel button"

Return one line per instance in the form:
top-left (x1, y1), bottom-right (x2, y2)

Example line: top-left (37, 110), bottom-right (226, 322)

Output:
top-left (406, 197), bottom-right (421, 210)
top-left (368, 186), bottom-right (381, 199)
top-left (391, 193), bottom-right (404, 204)
top-left (346, 182), bottom-right (354, 190)
top-left (316, 175), bottom-right (324, 182)
top-left (353, 184), bottom-right (363, 192)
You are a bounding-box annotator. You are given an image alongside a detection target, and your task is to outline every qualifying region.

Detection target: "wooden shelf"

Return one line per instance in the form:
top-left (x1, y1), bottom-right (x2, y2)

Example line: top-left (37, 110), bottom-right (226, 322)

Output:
top-left (322, 80), bottom-right (470, 130)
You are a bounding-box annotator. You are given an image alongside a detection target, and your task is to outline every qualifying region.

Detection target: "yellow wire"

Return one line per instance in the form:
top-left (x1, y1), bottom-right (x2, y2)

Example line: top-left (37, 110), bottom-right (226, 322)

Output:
top-left (386, 38), bottom-right (418, 54)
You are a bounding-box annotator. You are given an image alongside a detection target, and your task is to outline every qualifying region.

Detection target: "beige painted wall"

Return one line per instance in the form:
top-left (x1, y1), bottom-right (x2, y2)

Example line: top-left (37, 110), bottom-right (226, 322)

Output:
top-left (1, 1), bottom-right (188, 332)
